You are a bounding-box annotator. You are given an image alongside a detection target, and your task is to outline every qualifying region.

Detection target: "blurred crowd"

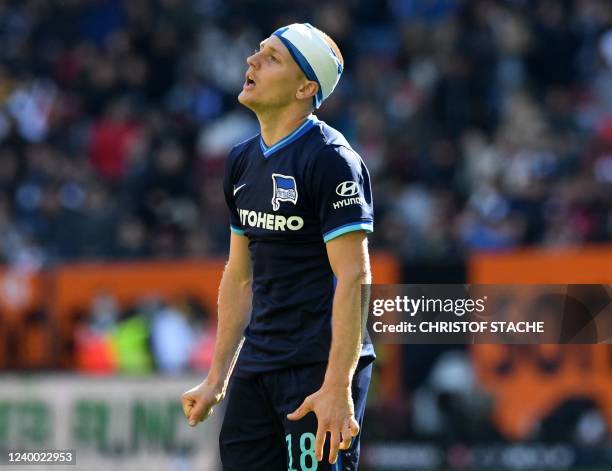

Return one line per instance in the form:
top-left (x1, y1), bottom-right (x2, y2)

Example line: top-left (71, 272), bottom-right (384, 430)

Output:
top-left (0, 0), bottom-right (610, 268)
top-left (73, 292), bottom-right (215, 375)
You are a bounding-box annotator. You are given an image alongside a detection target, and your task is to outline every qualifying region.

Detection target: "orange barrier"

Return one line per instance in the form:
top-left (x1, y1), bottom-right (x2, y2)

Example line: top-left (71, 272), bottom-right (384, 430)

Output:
top-left (51, 253), bottom-right (400, 319)
top-left (52, 259), bottom-right (226, 317)
top-left (49, 259), bottom-right (226, 368)
top-left (0, 253), bottom-right (401, 370)
top-left (472, 344), bottom-right (612, 440)
top-left (0, 268), bottom-right (45, 323)
top-left (469, 245), bottom-right (612, 440)
top-left (471, 245), bottom-right (612, 284)
top-left (0, 269), bottom-right (46, 368)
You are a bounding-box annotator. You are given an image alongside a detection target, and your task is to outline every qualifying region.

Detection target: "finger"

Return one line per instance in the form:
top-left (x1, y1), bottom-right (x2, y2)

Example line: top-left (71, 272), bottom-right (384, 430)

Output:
top-left (339, 421), bottom-right (352, 450)
top-left (315, 425), bottom-right (326, 462)
top-left (181, 395), bottom-right (194, 419)
top-left (348, 417), bottom-right (360, 437)
top-left (189, 401), bottom-right (210, 426)
top-left (328, 430), bottom-right (340, 464)
top-left (184, 403), bottom-right (194, 420)
top-left (286, 399), bottom-right (311, 421)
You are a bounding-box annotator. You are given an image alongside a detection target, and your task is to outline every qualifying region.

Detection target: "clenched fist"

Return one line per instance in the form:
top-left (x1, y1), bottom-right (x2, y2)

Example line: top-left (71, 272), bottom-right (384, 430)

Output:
top-left (181, 378), bottom-right (225, 427)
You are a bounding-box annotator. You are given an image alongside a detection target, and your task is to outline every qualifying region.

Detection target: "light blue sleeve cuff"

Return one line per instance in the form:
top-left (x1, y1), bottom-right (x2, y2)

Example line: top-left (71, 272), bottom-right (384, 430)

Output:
top-left (323, 222), bottom-right (373, 243)
top-left (230, 225), bottom-right (245, 235)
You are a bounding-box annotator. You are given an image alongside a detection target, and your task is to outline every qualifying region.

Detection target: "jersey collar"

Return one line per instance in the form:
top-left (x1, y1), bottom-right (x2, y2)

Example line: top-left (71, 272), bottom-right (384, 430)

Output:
top-left (259, 115), bottom-right (318, 158)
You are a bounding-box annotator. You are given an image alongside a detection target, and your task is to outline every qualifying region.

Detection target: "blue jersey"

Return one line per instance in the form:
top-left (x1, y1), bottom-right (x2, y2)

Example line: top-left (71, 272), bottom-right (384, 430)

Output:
top-left (223, 115), bottom-right (375, 377)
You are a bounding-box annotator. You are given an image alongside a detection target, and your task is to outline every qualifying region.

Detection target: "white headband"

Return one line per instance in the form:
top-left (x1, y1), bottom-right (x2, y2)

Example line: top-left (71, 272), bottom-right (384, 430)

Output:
top-left (273, 23), bottom-right (343, 108)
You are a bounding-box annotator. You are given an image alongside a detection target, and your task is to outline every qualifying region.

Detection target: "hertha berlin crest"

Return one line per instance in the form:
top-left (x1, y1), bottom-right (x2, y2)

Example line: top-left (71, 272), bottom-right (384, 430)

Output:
top-left (271, 173), bottom-right (298, 211)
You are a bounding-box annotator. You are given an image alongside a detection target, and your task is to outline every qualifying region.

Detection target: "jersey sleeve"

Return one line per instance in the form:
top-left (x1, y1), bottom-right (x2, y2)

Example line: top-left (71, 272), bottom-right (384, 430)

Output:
top-left (311, 145), bottom-right (374, 243)
top-left (223, 147), bottom-right (245, 235)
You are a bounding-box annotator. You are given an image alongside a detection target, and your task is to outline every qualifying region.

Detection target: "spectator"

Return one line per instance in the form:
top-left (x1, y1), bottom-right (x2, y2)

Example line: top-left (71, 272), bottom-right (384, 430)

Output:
top-left (0, 0), bottom-right (607, 264)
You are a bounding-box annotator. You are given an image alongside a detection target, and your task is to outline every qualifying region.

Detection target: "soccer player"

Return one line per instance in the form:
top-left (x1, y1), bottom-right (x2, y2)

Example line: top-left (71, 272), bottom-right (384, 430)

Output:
top-left (181, 23), bottom-right (375, 470)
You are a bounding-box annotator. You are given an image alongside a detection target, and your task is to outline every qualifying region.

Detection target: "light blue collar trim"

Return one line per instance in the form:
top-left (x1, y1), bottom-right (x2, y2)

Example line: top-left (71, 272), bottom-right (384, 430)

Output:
top-left (259, 116), bottom-right (317, 158)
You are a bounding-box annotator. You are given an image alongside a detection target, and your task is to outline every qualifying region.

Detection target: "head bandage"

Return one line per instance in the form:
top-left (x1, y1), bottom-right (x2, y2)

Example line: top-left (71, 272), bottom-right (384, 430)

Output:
top-left (273, 23), bottom-right (343, 108)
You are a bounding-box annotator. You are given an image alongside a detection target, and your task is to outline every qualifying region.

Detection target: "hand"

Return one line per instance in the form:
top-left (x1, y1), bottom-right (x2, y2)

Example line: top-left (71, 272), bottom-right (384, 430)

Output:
top-left (287, 384), bottom-right (360, 464)
top-left (181, 378), bottom-right (224, 427)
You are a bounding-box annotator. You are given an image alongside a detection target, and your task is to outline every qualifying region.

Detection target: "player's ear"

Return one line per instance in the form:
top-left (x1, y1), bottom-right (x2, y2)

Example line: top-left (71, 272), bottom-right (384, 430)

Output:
top-left (295, 80), bottom-right (318, 101)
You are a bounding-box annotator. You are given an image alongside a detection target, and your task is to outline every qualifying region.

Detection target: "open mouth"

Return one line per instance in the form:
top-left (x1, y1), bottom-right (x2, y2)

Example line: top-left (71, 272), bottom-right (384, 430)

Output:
top-left (244, 73), bottom-right (256, 90)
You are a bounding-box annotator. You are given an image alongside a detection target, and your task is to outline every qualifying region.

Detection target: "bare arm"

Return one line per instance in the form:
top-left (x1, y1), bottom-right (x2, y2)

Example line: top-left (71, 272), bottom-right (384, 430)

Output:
top-left (207, 232), bottom-right (253, 390)
top-left (287, 231), bottom-right (371, 464)
top-left (181, 232), bottom-right (252, 426)
top-left (323, 230), bottom-right (371, 388)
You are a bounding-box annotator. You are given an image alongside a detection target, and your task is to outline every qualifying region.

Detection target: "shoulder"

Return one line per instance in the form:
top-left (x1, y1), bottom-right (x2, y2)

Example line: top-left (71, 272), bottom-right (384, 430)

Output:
top-left (315, 144), bottom-right (363, 168)
top-left (307, 119), bottom-right (363, 168)
top-left (309, 118), bottom-right (353, 150)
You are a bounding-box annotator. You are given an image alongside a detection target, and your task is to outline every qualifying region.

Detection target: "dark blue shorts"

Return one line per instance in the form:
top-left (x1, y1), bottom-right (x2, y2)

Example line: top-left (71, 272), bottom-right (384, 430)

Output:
top-left (219, 360), bottom-right (372, 471)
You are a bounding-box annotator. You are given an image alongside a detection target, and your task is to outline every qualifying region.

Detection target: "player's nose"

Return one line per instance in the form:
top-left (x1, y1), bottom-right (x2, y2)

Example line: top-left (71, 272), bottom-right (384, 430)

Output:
top-left (246, 53), bottom-right (260, 70)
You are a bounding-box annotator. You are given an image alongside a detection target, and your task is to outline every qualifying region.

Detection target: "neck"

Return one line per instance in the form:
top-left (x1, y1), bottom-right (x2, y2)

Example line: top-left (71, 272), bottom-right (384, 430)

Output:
top-left (256, 106), bottom-right (312, 148)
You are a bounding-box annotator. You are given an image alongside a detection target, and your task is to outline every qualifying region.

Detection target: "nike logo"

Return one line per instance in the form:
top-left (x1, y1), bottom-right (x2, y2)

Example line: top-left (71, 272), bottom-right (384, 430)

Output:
top-left (233, 184), bottom-right (246, 196)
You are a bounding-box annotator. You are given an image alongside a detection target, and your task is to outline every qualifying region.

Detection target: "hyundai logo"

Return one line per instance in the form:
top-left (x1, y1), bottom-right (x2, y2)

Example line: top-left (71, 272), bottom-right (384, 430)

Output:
top-left (335, 181), bottom-right (359, 197)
